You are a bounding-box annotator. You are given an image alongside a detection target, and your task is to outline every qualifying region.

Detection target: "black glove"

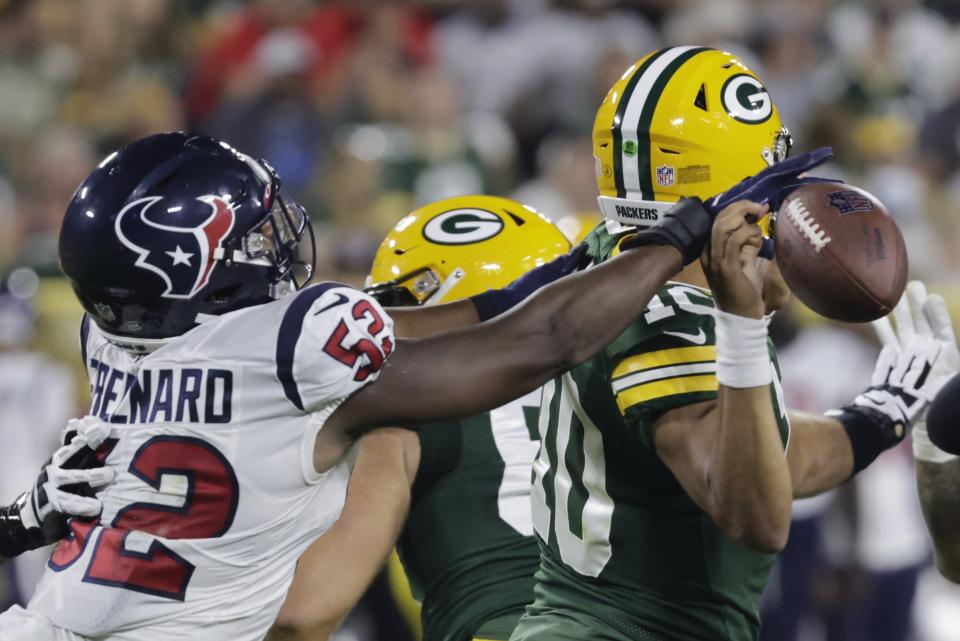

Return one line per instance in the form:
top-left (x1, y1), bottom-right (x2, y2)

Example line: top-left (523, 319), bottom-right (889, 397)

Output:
top-left (620, 197), bottom-right (712, 265)
top-left (0, 417), bottom-right (114, 558)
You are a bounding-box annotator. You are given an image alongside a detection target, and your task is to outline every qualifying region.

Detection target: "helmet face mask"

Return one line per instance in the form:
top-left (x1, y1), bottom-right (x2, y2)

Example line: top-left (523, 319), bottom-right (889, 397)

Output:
top-left (366, 195), bottom-right (571, 308)
top-left (233, 190), bottom-right (315, 297)
top-left (58, 133), bottom-right (316, 347)
top-left (764, 127), bottom-right (794, 167)
top-left (366, 267), bottom-right (444, 307)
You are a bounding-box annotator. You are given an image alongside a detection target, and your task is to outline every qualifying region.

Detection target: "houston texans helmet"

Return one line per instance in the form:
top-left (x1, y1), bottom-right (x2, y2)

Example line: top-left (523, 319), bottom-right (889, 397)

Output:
top-left (59, 132), bottom-right (315, 349)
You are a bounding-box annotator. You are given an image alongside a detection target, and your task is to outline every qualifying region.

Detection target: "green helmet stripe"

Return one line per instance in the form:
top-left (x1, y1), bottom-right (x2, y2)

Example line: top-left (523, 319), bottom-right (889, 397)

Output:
top-left (613, 49), bottom-right (668, 199)
top-left (616, 46), bottom-right (711, 200)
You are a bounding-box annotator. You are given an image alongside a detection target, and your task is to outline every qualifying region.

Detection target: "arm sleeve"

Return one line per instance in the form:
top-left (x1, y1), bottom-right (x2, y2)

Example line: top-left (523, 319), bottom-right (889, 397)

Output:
top-left (276, 285), bottom-right (395, 413)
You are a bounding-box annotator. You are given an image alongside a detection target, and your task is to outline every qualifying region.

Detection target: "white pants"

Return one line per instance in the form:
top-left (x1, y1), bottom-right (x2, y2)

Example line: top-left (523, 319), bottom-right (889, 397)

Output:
top-left (0, 606), bottom-right (88, 641)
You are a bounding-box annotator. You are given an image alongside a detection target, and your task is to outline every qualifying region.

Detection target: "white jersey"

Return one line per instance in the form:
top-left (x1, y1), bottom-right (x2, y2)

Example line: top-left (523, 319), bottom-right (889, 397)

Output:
top-left (27, 283), bottom-right (394, 641)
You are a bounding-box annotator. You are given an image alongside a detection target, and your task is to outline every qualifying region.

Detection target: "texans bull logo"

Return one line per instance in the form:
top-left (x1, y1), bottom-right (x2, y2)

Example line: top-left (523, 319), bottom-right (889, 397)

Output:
top-left (115, 195), bottom-right (236, 299)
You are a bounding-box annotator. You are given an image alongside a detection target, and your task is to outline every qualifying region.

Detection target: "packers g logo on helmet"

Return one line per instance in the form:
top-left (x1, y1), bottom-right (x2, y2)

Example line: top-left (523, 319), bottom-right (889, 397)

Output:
top-left (367, 195), bottom-right (570, 307)
top-left (593, 46), bottom-right (791, 229)
top-left (422, 209), bottom-right (504, 245)
top-left (721, 74), bottom-right (772, 123)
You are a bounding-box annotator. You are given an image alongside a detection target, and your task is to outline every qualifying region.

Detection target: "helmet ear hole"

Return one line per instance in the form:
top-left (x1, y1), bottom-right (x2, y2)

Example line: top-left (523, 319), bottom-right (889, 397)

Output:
top-left (694, 84), bottom-right (708, 111)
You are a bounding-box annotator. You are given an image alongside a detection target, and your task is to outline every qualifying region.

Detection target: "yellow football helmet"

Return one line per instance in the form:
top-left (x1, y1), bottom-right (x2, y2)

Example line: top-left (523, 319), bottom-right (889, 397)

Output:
top-left (367, 195), bottom-right (571, 306)
top-left (593, 46), bottom-right (792, 228)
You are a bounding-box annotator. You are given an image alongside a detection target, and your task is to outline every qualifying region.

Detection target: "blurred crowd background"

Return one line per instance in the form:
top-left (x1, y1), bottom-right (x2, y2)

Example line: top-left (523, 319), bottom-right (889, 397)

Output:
top-left (1, 0), bottom-right (960, 639)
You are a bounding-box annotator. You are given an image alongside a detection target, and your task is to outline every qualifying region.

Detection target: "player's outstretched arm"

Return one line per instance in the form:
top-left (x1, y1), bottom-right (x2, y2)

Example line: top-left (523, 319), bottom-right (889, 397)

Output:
top-left (653, 202), bottom-right (792, 553)
top-left (268, 428), bottom-right (420, 641)
top-left (786, 283), bottom-right (952, 500)
top-left (331, 240), bottom-right (683, 435)
top-left (384, 147), bottom-right (834, 341)
top-left (386, 245), bottom-right (589, 339)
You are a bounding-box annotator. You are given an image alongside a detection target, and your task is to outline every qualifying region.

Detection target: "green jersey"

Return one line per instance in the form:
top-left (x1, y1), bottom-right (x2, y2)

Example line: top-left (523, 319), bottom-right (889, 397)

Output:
top-left (397, 390), bottom-right (543, 641)
top-left (524, 225), bottom-right (790, 641)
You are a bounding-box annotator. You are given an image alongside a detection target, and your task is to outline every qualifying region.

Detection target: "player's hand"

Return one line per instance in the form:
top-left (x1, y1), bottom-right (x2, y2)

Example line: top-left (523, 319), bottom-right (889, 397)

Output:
top-left (849, 337), bottom-right (939, 434)
top-left (0, 417), bottom-right (115, 558)
top-left (872, 281), bottom-right (960, 462)
top-left (824, 321), bottom-right (939, 474)
top-left (705, 147), bottom-right (834, 217)
top-left (873, 281), bottom-right (960, 396)
top-left (826, 302), bottom-right (943, 474)
top-left (701, 201), bottom-right (768, 319)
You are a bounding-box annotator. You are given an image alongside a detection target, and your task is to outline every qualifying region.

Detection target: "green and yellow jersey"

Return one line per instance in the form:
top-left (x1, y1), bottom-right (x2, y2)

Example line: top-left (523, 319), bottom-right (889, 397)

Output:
top-left (397, 390), bottom-right (543, 641)
top-left (515, 225), bottom-right (790, 641)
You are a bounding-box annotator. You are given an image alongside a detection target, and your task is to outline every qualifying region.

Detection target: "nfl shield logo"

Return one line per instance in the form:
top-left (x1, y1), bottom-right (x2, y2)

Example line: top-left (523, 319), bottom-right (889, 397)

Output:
top-left (656, 165), bottom-right (675, 187)
top-left (827, 190), bottom-right (874, 215)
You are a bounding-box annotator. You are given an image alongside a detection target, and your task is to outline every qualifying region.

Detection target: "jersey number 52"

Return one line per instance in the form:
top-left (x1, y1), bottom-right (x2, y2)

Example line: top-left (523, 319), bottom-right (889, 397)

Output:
top-left (49, 436), bottom-right (238, 601)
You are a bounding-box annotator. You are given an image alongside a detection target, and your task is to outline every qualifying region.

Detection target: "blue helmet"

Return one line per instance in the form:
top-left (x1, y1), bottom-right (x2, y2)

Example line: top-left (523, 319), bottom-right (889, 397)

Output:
top-left (59, 133), bottom-right (315, 348)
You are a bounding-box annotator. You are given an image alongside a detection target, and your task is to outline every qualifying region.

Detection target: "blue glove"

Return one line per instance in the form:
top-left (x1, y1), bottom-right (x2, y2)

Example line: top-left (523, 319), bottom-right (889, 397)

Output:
top-left (471, 244), bottom-right (590, 321)
top-left (705, 147), bottom-right (835, 216)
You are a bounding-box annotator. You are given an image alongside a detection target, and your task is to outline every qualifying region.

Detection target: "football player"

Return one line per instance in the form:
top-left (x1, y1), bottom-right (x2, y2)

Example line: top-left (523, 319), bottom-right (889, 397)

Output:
top-left (271, 195), bottom-right (574, 641)
top-left (508, 46), bottom-right (949, 641)
top-left (0, 131), bottom-right (763, 641)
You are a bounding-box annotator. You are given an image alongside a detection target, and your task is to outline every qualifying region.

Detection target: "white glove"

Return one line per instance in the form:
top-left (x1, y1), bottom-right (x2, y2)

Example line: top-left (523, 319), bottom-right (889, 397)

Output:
top-left (871, 281), bottom-right (960, 462)
top-left (851, 340), bottom-right (939, 430)
top-left (19, 417), bottom-right (115, 534)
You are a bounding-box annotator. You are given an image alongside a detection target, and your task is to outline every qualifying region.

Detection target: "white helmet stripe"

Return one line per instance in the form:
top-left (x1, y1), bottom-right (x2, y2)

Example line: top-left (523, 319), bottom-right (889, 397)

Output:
top-left (618, 46), bottom-right (703, 198)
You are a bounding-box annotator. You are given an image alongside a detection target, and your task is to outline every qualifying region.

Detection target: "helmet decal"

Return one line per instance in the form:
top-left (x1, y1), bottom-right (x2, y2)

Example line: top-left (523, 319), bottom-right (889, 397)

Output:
top-left (720, 74), bottom-right (772, 124)
top-left (422, 209), bottom-right (504, 245)
top-left (115, 195), bottom-right (236, 299)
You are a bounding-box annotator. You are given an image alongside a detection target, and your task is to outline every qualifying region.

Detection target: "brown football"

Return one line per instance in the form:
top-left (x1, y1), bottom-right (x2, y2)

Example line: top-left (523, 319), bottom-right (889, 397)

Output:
top-left (774, 182), bottom-right (907, 322)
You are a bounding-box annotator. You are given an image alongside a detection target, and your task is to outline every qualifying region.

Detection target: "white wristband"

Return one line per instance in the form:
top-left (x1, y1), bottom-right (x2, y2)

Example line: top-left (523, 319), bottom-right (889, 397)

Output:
top-left (912, 421), bottom-right (959, 464)
top-left (715, 309), bottom-right (772, 388)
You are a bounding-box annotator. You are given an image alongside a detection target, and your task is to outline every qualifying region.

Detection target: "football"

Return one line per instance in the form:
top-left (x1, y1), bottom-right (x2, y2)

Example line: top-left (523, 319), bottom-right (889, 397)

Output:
top-left (773, 182), bottom-right (907, 322)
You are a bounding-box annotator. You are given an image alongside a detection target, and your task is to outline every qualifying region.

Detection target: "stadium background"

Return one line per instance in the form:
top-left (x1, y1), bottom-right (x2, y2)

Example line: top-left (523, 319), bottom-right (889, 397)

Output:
top-left (0, 0), bottom-right (959, 639)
